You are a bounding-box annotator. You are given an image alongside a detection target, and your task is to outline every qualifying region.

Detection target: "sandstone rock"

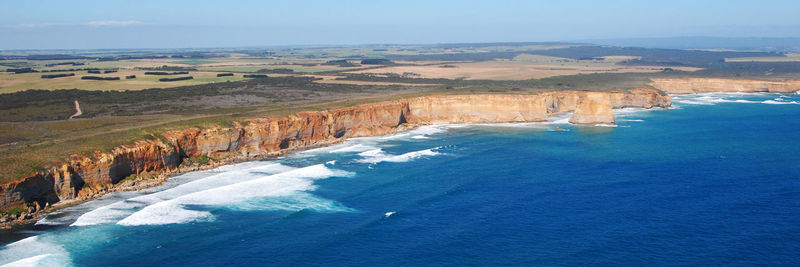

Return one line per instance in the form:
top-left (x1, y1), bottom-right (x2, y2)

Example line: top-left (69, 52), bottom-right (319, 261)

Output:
top-left (0, 89), bottom-right (671, 212)
top-left (650, 78), bottom-right (800, 94)
top-left (569, 100), bottom-right (615, 125)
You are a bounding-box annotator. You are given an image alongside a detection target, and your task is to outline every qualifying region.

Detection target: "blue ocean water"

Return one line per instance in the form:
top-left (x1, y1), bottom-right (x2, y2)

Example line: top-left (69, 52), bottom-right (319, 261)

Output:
top-left (1, 92), bottom-right (799, 266)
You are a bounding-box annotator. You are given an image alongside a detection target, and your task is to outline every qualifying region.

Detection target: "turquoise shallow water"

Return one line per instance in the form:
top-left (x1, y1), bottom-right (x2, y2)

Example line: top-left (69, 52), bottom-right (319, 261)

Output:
top-left (1, 92), bottom-right (799, 266)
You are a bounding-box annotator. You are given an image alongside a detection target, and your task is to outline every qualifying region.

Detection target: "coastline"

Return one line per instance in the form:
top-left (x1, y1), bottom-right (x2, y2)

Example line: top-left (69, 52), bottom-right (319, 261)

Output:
top-left (2, 77), bottom-right (799, 229)
top-left (0, 89), bottom-right (672, 228)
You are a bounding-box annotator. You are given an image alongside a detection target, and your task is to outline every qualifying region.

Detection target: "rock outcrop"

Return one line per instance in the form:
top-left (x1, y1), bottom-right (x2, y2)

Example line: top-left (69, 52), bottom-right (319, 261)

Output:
top-left (0, 89), bottom-right (671, 217)
top-left (650, 78), bottom-right (800, 94)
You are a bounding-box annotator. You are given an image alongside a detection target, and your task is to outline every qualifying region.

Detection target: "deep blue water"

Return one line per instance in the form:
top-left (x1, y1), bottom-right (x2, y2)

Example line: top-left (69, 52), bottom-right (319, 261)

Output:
top-left (1, 92), bottom-right (799, 266)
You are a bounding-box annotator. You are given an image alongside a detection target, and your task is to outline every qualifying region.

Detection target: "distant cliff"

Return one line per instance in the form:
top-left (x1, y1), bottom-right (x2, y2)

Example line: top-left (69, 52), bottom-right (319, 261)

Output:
top-left (0, 89), bottom-right (671, 221)
top-left (650, 78), bottom-right (800, 94)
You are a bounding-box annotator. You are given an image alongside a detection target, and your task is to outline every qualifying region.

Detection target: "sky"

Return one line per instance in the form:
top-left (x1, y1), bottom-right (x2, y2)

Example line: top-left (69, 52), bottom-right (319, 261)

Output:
top-left (1, 0), bottom-right (799, 50)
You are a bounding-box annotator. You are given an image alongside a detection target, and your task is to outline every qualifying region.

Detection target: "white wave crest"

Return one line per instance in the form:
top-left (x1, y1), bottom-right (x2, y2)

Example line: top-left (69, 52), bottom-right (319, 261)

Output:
top-left (117, 164), bottom-right (352, 226)
top-left (357, 147), bottom-right (441, 163)
top-left (72, 163), bottom-right (294, 226)
top-left (0, 236), bottom-right (71, 267)
top-left (762, 100), bottom-right (800, 105)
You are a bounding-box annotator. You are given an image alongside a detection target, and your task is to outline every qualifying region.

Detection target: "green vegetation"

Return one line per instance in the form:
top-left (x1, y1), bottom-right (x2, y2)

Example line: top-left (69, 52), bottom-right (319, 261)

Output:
top-left (1, 42), bottom-right (799, 185)
top-left (82, 76), bottom-right (121, 81)
top-left (159, 76), bottom-right (193, 82)
top-left (41, 73), bottom-right (74, 79)
top-left (145, 71), bottom-right (190, 75)
top-left (0, 208), bottom-right (27, 216)
top-left (361, 59), bottom-right (394, 65)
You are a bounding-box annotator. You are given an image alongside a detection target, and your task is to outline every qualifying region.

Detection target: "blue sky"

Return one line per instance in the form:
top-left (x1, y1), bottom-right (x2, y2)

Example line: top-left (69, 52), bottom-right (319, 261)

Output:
top-left (1, 0), bottom-right (799, 49)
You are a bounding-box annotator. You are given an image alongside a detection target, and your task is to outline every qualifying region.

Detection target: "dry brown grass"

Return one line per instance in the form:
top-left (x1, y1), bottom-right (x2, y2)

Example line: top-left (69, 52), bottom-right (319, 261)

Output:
top-left (0, 70), bottom-right (248, 93)
top-left (346, 55), bottom-right (700, 80)
top-left (309, 75), bottom-right (438, 86)
top-left (726, 53), bottom-right (800, 62)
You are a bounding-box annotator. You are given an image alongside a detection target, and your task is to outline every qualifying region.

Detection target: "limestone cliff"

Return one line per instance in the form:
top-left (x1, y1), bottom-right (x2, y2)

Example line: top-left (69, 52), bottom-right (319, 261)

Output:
top-left (569, 100), bottom-right (615, 125)
top-left (650, 78), bottom-right (800, 94)
top-left (0, 89), bottom-right (671, 217)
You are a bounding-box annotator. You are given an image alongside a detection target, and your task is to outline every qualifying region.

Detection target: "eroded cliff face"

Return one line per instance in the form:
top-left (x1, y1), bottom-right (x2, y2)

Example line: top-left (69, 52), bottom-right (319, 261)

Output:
top-left (0, 89), bottom-right (671, 215)
top-left (650, 78), bottom-right (800, 94)
top-left (569, 100), bottom-right (615, 125)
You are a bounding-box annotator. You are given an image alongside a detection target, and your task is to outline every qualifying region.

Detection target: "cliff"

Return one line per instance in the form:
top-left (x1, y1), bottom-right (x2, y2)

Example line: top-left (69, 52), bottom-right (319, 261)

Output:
top-left (0, 89), bottom-right (671, 220)
top-left (569, 100), bottom-right (615, 125)
top-left (650, 78), bottom-right (800, 94)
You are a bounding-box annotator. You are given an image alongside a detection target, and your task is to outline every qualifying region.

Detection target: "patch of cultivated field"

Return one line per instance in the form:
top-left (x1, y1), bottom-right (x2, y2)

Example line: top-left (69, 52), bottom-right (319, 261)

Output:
top-left (726, 53), bottom-right (800, 62)
top-left (309, 75), bottom-right (438, 86)
top-left (346, 54), bottom-right (700, 80)
top-left (0, 70), bottom-right (249, 93)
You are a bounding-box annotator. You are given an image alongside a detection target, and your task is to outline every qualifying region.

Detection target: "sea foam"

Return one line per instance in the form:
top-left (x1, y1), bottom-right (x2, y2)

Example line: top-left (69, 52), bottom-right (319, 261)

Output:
top-left (116, 164), bottom-right (352, 226)
top-left (72, 163), bottom-right (294, 226)
top-left (0, 236), bottom-right (71, 267)
top-left (357, 147), bottom-right (441, 163)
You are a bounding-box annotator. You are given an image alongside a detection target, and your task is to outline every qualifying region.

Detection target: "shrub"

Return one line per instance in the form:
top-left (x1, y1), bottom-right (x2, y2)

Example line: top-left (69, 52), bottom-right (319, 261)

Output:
top-left (159, 76), bottom-right (193, 82)
top-left (145, 71), bottom-right (189, 75)
top-left (82, 76), bottom-right (121, 81)
top-left (41, 73), bottom-right (75, 79)
top-left (216, 73), bottom-right (234, 77)
top-left (360, 58), bottom-right (394, 65)
top-left (0, 208), bottom-right (27, 216)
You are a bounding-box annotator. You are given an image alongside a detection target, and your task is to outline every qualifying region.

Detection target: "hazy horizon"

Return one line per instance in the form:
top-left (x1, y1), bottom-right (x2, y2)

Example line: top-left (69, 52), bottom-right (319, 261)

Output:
top-left (2, 0), bottom-right (800, 50)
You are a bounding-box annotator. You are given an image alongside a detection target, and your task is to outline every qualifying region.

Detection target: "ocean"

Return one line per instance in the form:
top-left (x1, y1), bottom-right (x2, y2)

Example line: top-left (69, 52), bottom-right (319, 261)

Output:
top-left (1, 92), bottom-right (799, 266)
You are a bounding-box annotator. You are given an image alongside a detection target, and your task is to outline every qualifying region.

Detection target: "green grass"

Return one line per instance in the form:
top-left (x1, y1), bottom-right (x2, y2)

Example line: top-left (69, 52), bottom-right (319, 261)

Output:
top-left (0, 208), bottom-right (27, 216)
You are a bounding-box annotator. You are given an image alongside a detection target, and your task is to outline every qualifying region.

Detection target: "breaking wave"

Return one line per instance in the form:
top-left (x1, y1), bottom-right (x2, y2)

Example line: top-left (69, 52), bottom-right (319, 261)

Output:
top-left (72, 163), bottom-right (294, 226)
top-left (357, 147), bottom-right (442, 164)
top-left (0, 236), bottom-right (71, 267)
top-left (672, 92), bottom-right (799, 106)
top-left (116, 164), bottom-right (352, 226)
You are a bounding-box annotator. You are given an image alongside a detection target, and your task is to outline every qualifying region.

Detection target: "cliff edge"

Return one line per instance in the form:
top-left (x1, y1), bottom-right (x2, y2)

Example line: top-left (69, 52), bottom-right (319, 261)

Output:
top-left (0, 89), bottom-right (671, 222)
top-left (650, 78), bottom-right (800, 94)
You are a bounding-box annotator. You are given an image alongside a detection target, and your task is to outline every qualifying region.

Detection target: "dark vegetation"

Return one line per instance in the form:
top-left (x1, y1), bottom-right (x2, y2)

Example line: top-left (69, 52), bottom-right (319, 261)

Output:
top-left (126, 75), bottom-right (136, 79)
top-left (159, 76), bottom-right (193, 82)
top-left (322, 59), bottom-right (359, 67)
top-left (383, 45), bottom-right (786, 69)
top-left (526, 46), bottom-right (780, 67)
top-left (40, 68), bottom-right (99, 73)
top-left (0, 76), bottom-right (407, 121)
top-left (243, 74), bottom-right (269, 78)
top-left (6, 68), bottom-right (37, 74)
top-left (40, 73), bottom-right (75, 79)
top-left (103, 70), bottom-right (117, 74)
top-left (87, 70), bottom-right (101, 74)
top-left (216, 73), bottom-right (234, 77)
top-left (257, 68), bottom-right (294, 74)
top-left (360, 59), bottom-right (394, 65)
top-left (26, 55), bottom-right (88, 61)
top-left (145, 71), bottom-right (190, 75)
top-left (81, 76), bottom-right (120, 81)
top-left (44, 62), bottom-right (84, 67)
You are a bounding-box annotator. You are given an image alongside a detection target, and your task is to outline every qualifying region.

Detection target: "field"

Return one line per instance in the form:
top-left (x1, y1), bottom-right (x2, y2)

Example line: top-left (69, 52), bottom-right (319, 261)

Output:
top-left (0, 70), bottom-right (249, 93)
top-left (1, 42), bottom-right (799, 183)
top-left (346, 54), bottom-right (701, 80)
top-left (726, 53), bottom-right (800, 62)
